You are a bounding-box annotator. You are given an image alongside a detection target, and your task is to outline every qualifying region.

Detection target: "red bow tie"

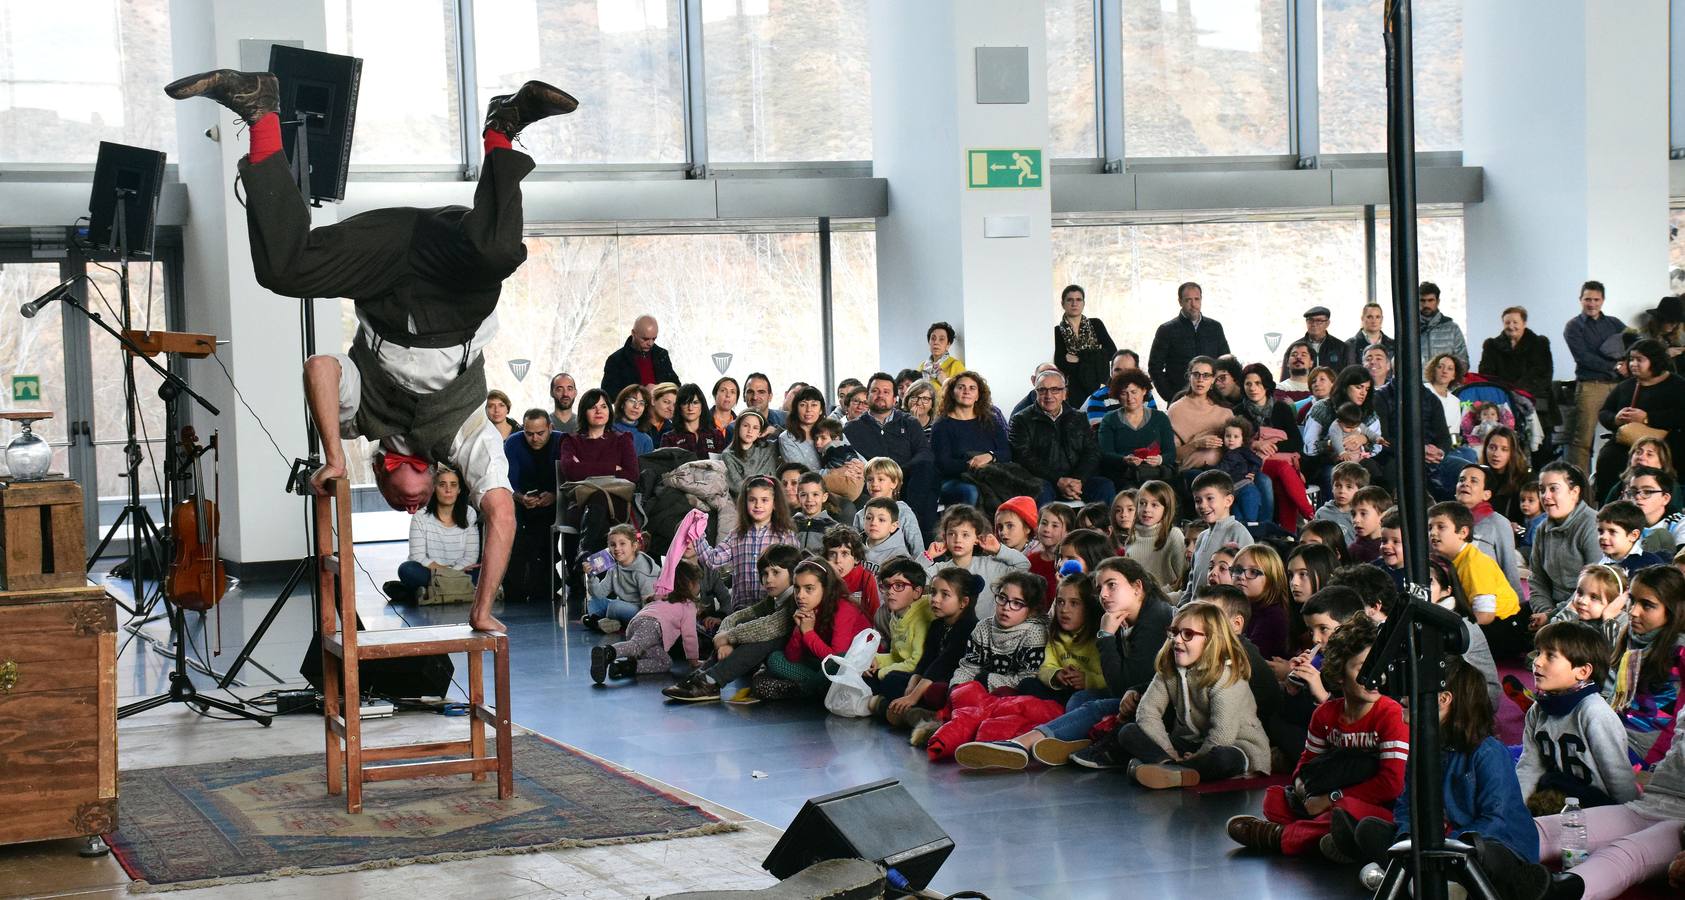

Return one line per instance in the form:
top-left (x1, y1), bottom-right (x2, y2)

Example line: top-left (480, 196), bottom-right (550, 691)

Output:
top-left (381, 451), bottom-right (431, 475)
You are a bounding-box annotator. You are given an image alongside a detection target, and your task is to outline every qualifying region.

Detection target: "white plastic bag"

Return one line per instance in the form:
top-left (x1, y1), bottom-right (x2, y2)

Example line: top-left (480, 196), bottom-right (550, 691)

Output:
top-left (821, 629), bottom-right (880, 718)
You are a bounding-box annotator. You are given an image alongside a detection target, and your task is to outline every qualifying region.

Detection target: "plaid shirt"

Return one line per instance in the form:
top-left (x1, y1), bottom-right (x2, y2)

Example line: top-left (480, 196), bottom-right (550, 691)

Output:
top-left (698, 524), bottom-right (797, 610)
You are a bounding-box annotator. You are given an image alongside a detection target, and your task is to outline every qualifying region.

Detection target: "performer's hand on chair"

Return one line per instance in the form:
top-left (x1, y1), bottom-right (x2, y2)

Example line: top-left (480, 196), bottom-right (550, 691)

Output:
top-left (310, 460), bottom-right (347, 494)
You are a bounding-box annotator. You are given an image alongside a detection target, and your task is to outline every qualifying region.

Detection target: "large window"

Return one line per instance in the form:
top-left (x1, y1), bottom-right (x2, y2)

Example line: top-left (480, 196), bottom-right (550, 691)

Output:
top-left (1374, 212), bottom-right (1468, 331)
top-left (1123, 0), bottom-right (1290, 157)
top-left (830, 227), bottom-right (879, 385)
top-left (474, 0), bottom-right (687, 164)
top-left (0, 0), bottom-right (177, 162)
top-left (1052, 213), bottom-right (1465, 372)
top-left (1047, 0), bottom-right (1097, 158)
top-left (703, 0), bottom-right (871, 163)
top-left (1318, 0), bottom-right (1462, 154)
top-left (326, 0), bottom-right (462, 165)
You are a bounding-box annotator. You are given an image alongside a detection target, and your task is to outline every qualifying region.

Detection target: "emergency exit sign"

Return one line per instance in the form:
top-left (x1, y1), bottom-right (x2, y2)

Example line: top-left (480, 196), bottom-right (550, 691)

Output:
top-left (966, 148), bottom-right (1043, 189)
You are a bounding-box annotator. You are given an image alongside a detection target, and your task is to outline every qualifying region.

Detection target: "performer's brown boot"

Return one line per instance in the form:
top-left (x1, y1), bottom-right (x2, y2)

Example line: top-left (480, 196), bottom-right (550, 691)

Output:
top-left (483, 80), bottom-right (578, 139)
top-left (165, 69), bottom-right (279, 125)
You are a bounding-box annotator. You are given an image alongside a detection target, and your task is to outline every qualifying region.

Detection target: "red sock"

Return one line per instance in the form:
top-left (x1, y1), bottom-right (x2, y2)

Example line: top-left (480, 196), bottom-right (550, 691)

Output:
top-left (249, 112), bottom-right (282, 164)
top-left (483, 128), bottom-right (511, 154)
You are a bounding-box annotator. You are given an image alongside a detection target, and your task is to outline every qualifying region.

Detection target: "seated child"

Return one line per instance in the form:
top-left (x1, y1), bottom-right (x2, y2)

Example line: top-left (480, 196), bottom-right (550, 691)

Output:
top-left (1125, 479), bottom-right (1188, 591)
top-left (1517, 621), bottom-right (1638, 812)
top-left (1330, 402), bottom-right (1377, 461)
top-left (776, 462), bottom-right (808, 510)
top-left (1107, 490), bottom-right (1137, 555)
top-left (750, 558), bottom-right (873, 701)
top-left (1058, 528), bottom-right (1113, 576)
top-left (663, 543), bottom-right (802, 703)
top-left (1456, 463), bottom-right (1524, 596)
top-left (812, 418), bottom-right (865, 470)
top-left (1113, 599), bottom-right (1271, 789)
top-left (1199, 584), bottom-right (1286, 736)
top-left (793, 472), bottom-right (838, 554)
top-left (1419, 556), bottom-right (1503, 712)
top-left (1188, 471), bottom-right (1254, 592)
top-left (1347, 485), bottom-right (1392, 564)
top-left (584, 524), bottom-right (658, 633)
top-left (919, 504), bottom-right (1031, 619)
top-left (873, 567), bottom-right (984, 740)
top-left (1226, 614), bottom-right (1409, 857)
top-left (1022, 573), bottom-right (1106, 702)
top-left (1621, 465), bottom-right (1680, 558)
top-left (822, 524), bottom-right (880, 619)
top-left (852, 457), bottom-right (924, 556)
top-left (867, 558), bottom-right (933, 683)
top-left (1026, 503), bottom-right (1076, 592)
top-left (1609, 565), bottom-right (1685, 769)
top-left (1549, 563), bottom-right (1630, 647)
top-left (1298, 518), bottom-right (1353, 564)
top-left (1311, 461), bottom-right (1366, 544)
top-left (992, 496), bottom-right (1039, 556)
top-left (592, 560), bottom-right (703, 684)
top-left (1427, 500), bottom-right (1525, 658)
top-left (1215, 416), bottom-right (1266, 523)
top-left (1325, 657), bottom-right (1537, 873)
top-left (1267, 585), bottom-right (1368, 759)
top-left (1076, 502), bottom-right (1110, 532)
top-left (1469, 400), bottom-right (1502, 448)
top-left (1596, 500), bottom-right (1670, 576)
top-left (1372, 508), bottom-right (1407, 588)
top-left (861, 497), bottom-right (916, 571)
top-left (1515, 478), bottom-right (1545, 556)
top-left (951, 571), bottom-right (1048, 692)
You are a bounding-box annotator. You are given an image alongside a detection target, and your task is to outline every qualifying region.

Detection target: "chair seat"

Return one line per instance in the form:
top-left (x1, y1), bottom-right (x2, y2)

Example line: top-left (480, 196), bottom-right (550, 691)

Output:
top-left (325, 624), bottom-right (506, 660)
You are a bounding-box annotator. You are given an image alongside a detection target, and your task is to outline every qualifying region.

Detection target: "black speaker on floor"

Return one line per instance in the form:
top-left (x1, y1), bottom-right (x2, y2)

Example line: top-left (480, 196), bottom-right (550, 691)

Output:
top-left (298, 612), bottom-right (454, 699)
top-left (762, 779), bottom-right (953, 891)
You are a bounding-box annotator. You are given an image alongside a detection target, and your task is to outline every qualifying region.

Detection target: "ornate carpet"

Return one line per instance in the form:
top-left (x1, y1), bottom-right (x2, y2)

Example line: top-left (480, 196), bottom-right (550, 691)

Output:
top-left (106, 733), bottom-right (738, 891)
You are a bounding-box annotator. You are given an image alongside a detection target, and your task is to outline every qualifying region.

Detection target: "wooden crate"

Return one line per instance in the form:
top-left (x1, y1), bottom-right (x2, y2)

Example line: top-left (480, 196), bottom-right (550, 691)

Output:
top-left (0, 584), bottom-right (117, 846)
top-left (0, 477), bottom-right (86, 592)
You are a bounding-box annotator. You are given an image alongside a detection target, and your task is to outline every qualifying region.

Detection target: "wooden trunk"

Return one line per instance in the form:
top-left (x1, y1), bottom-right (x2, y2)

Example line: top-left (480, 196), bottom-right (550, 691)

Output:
top-left (0, 477), bottom-right (87, 592)
top-left (0, 584), bottom-right (117, 845)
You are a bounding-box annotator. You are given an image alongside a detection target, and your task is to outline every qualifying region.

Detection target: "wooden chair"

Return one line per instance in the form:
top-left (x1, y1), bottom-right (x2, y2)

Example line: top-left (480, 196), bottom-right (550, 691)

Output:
top-left (316, 477), bottom-right (512, 813)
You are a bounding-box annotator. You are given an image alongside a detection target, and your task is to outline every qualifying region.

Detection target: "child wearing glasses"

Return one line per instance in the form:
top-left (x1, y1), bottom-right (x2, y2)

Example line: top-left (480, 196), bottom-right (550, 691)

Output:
top-left (950, 572), bottom-right (1048, 692)
top-left (1227, 613), bottom-right (1409, 857)
top-left (1110, 600), bottom-right (1270, 789)
top-left (1618, 466), bottom-right (1680, 558)
top-left (866, 558), bottom-right (933, 681)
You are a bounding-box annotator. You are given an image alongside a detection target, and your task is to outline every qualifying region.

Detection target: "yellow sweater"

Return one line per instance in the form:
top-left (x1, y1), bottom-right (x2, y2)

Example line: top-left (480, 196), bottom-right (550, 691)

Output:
top-left (874, 596), bottom-right (934, 675)
top-left (1038, 632), bottom-right (1108, 692)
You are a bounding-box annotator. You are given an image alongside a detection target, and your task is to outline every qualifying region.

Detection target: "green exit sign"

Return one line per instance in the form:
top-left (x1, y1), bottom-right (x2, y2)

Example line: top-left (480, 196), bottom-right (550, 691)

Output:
top-left (11, 375), bottom-right (40, 403)
top-left (966, 148), bottom-right (1043, 189)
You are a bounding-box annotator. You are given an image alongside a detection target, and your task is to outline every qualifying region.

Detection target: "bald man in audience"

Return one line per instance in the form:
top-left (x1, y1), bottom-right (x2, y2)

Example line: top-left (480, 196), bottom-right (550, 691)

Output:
top-left (601, 314), bottom-right (680, 399)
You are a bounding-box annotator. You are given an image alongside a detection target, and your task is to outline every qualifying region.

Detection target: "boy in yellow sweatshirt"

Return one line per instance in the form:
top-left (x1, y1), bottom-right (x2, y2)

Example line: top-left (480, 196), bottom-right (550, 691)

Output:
top-left (870, 557), bottom-right (934, 679)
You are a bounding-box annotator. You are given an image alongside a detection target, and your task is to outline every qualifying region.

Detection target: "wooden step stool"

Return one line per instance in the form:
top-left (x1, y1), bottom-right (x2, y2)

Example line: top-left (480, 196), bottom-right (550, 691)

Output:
top-left (315, 478), bottom-right (512, 813)
top-left (0, 476), bottom-right (87, 592)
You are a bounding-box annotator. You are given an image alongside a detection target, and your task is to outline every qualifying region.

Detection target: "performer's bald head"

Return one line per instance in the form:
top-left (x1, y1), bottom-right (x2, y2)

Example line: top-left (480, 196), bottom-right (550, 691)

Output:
top-left (632, 316), bottom-right (658, 351)
top-left (372, 450), bottom-right (435, 514)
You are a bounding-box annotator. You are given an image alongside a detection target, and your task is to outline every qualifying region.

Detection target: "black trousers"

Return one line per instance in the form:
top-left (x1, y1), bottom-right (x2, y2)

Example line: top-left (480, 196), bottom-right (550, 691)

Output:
top-left (241, 148), bottom-right (533, 312)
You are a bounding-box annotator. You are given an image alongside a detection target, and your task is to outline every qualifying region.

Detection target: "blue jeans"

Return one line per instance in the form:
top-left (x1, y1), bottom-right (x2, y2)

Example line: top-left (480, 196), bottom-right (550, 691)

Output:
top-left (588, 596), bottom-right (641, 623)
top-left (1234, 481), bottom-right (1263, 523)
top-left (1035, 477), bottom-right (1116, 506)
top-left (940, 478), bottom-right (980, 508)
top-left (1036, 689), bottom-right (1116, 741)
top-left (1432, 446), bottom-right (1479, 500)
top-left (399, 560), bottom-right (478, 588)
top-left (1256, 471), bottom-right (1275, 523)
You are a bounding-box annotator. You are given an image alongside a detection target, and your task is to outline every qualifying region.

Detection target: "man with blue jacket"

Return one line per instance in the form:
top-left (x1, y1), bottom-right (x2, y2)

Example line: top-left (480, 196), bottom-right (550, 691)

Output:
top-left (1563, 280), bottom-right (1626, 474)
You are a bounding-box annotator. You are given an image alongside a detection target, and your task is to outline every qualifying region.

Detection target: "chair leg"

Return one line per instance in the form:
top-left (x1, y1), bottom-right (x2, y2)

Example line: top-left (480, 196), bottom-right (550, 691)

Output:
top-left (494, 636), bottom-right (514, 799)
top-left (468, 646), bottom-right (486, 782)
top-left (323, 647), bottom-right (343, 797)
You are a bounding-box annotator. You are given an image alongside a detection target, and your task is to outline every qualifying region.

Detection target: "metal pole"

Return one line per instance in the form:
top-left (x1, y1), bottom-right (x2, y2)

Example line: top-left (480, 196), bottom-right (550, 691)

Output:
top-left (1384, 1), bottom-right (1443, 897)
top-left (819, 217), bottom-right (835, 397)
top-left (1364, 204), bottom-right (1378, 305)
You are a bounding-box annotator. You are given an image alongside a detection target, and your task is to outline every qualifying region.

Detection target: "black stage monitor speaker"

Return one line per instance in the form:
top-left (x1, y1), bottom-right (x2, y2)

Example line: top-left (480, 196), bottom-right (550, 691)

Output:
top-left (763, 779), bottom-right (954, 890)
top-left (87, 142), bottom-right (166, 256)
top-left (268, 44), bottom-right (361, 203)
top-left (299, 612), bottom-right (454, 699)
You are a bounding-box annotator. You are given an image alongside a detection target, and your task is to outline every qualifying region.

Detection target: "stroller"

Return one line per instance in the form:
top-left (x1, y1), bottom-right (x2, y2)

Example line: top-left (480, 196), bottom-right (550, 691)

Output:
top-left (1454, 375), bottom-right (1544, 456)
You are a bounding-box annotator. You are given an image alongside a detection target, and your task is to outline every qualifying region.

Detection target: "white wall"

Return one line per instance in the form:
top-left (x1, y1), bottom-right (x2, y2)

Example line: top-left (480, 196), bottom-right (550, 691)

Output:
top-left (1463, 0), bottom-right (1668, 376)
top-left (870, 0), bottom-right (1053, 387)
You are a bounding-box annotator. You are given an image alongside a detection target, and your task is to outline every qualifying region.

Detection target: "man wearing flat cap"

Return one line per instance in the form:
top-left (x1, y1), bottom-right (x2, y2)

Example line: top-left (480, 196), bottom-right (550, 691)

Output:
top-left (1292, 305), bottom-right (1350, 370)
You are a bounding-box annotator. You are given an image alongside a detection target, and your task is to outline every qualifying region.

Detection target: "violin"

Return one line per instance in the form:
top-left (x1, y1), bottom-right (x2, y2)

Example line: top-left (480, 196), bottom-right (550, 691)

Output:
top-left (167, 426), bottom-right (227, 612)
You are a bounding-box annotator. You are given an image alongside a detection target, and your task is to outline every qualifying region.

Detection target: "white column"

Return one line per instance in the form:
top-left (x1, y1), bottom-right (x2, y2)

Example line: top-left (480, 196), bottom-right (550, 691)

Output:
top-left (870, 0), bottom-right (1054, 385)
top-left (1462, 0), bottom-right (1669, 378)
top-left (170, 0), bottom-right (338, 564)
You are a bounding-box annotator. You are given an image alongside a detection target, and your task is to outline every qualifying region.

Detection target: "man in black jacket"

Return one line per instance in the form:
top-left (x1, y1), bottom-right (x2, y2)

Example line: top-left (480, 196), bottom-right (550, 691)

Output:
top-left (845, 373), bottom-right (937, 532)
top-left (601, 315), bottom-right (680, 399)
top-left (1374, 362), bottom-right (1457, 500)
top-left (1296, 305), bottom-right (1350, 370)
top-left (1008, 370), bottom-right (1115, 504)
top-left (1148, 282), bottom-right (1229, 403)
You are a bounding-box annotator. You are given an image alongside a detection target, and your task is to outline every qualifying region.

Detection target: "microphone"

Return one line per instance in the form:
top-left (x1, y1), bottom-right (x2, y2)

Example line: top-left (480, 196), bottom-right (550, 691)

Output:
top-left (19, 278), bottom-right (78, 319)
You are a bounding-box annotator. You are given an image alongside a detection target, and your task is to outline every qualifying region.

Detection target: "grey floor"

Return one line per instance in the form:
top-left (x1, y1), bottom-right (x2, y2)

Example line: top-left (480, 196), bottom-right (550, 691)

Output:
top-left (107, 539), bottom-right (1362, 900)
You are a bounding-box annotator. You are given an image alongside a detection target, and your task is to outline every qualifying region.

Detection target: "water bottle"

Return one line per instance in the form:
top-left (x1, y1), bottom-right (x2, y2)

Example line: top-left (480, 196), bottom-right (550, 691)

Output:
top-left (1559, 797), bottom-right (1588, 869)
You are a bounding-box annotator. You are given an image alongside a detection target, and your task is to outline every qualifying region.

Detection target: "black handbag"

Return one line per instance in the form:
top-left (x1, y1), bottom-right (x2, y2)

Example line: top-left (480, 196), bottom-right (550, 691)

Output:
top-left (1288, 748), bottom-right (1381, 816)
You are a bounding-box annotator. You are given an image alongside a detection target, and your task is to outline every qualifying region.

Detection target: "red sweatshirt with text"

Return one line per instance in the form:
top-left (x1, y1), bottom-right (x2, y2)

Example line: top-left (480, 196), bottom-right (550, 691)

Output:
top-left (1296, 695), bottom-right (1410, 808)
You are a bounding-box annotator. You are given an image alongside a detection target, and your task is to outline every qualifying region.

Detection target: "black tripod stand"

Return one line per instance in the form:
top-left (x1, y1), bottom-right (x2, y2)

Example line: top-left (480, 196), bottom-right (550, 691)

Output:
top-left (54, 271), bottom-right (262, 724)
top-left (217, 113), bottom-right (327, 690)
top-left (82, 192), bottom-right (166, 619)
